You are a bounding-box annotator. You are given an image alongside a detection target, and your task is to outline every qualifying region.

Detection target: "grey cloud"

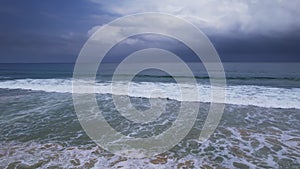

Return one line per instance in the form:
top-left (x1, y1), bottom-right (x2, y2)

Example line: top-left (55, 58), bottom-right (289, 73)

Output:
top-left (89, 0), bottom-right (300, 36)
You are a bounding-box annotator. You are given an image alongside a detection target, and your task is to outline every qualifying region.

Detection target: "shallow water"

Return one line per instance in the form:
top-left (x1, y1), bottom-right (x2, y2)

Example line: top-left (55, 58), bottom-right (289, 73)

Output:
top-left (0, 63), bottom-right (299, 168)
top-left (0, 89), bottom-right (299, 168)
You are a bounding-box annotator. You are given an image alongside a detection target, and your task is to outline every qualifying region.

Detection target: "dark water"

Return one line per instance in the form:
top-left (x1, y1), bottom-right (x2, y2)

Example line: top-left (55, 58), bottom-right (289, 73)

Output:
top-left (0, 62), bottom-right (299, 87)
top-left (0, 63), bottom-right (299, 168)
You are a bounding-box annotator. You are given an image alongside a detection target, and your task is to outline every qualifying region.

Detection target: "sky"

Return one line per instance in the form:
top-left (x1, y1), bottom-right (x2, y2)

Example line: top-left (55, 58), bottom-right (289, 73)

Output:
top-left (0, 0), bottom-right (299, 63)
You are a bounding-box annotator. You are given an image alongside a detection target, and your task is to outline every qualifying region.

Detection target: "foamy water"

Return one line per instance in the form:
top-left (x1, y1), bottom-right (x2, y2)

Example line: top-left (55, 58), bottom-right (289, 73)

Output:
top-left (0, 86), bottom-right (299, 168)
top-left (0, 63), bottom-right (299, 168)
top-left (0, 78), bottom-right (299, 109)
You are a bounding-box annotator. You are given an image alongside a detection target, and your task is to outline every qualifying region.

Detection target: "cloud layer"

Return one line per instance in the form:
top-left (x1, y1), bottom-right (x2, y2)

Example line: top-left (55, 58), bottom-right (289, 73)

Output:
top-left (90, 0), bottom-right (300, 36)
top-left (0, 0), bottom-right (298, 62)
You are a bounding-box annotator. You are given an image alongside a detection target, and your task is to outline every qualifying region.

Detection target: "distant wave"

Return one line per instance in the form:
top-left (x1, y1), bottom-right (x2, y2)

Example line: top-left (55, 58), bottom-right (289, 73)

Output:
top-left (0, 78), bottom-right (299, 109)
top-left (100, 74), bottom-right (300, 81)
top-left (0, 76), bottom-right (12, 79)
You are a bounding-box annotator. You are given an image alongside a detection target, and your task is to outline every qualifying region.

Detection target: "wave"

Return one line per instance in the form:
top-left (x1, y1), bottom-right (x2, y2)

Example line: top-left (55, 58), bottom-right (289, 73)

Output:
top-left (0, 78), bottom-right (299, 109)
top-left (0, 76), bottom-right (12, 79)
top-left (99, 74), bottom-right (300, 81)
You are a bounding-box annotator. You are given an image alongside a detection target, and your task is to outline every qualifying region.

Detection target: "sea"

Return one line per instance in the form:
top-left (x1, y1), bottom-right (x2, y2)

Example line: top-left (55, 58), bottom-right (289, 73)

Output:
top-left (0, 62), bottom-right (299, 168)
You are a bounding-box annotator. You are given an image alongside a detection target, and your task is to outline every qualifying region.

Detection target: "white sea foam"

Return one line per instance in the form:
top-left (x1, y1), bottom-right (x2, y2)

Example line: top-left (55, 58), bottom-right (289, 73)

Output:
top-left (0, 78), bottom-right (299, 109)
top-left (1, 124), bottom-right (299, 169)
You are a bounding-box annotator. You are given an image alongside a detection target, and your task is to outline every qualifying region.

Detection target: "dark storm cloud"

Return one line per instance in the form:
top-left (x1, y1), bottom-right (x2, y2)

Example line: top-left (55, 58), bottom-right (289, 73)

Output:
top-left (101, 34), bottom-right (200, 63)
top-left (0, 31), bottom-right (86, 62)
top-left (0, 0), bottom-right (299, 62)
top-left (209, 32), bottom-right (300, 62)
top-left (0, 0), bottom-right (111, 63)
top-left (88, 0), bottom-right (300, 62)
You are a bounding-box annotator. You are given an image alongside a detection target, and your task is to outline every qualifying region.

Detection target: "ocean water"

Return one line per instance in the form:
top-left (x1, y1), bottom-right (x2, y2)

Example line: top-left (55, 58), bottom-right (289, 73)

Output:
top-left (0, 63), bottom-right (299, 168)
